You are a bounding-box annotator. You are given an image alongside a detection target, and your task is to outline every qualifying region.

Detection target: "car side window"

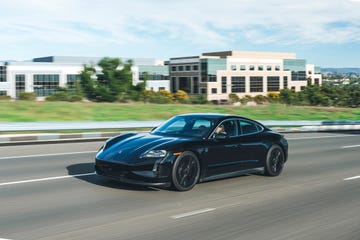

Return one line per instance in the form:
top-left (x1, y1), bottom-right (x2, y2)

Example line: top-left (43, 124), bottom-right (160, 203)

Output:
top-left (192, 119), bottom-right (213, 137)
top-left (166, 119), bottom-right (186, 132)
top-left (239, 120), bottom-right (263, 135)
top-left (214, 119), bottom-right (238, 138)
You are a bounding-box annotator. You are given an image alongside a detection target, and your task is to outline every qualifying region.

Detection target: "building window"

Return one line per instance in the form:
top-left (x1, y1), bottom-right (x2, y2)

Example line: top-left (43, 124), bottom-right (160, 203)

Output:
top-left (200, 88), bottom-right (207, 94)
top-left (211, 88), bottom-right (217, 94)
top-left (185, 65), bottom-right (191, 71)
top-left (178, 77), bottom-right (191, 93)
top-left (193, 65), bottom-right (198, 71)
top-left (284, 76), bottom-right (288, 89)
top-left (291, 86), bottom-right (296, 90)
top-left (221, 76), bottom-right (227, 94)
top-left (171, 66), bottom-right (177, 72)
top-left (301, 86), bottom-right (305, 91)
top-left (249, 65), bottom-right (255, 71)
top-left (178, 66), bottom-right (184, 71)
top-left (0, 91), bottom-right (7, 95)
top-left (0, 66), bottom-right (7, 82)
top-left (33, 74), bottom-right (60, 97)
top-left (231, 65), bottom-right (237, 71)
top-left (258, 65), bottom-right (263, 71)
top-left (171, 77), bottom-right (177, 92)
top-left (193, 77), bottom-right (199, 94)
top-left (159, 87), bottom-right (165, 91)
top-left (314, 78), bottom-right (319, 86)
top-left (291, 71), bottom-right (306, 81)
top-left (231, 76), bottom-right (246, 93)
top-left (267, 65), bottom-right (272, 71)
top-left (66, 74), bottom-right (80, 90)
top-left (15, 74), bottom-right (26, 98)
top-left (275, 66), bottom-right (281, 71)
top-left (308, 71), bottom-right (312, 74)
top-left (208, 75), bottom-right (217, 82)
top-left (267, 76), bottom-right (280, 91)
top-left (250, 76), bottom-right (263, 92)
top-left (240, 65), bottom-right (246, 71)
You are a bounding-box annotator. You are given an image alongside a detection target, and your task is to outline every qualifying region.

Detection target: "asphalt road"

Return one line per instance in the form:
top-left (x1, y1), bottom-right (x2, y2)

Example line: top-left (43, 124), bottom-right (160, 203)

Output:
top-left (0, 132), bottom-right (359, 240)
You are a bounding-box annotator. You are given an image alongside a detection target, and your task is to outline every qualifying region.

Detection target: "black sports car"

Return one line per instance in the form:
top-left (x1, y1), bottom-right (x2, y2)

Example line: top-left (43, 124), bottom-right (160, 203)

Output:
top-left (95, 113), bottom-right (288, 191)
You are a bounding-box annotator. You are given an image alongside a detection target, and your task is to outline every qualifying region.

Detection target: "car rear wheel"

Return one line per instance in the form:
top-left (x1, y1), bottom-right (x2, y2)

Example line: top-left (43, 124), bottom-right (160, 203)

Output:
top-left (171, 151), bottom-right (200, 191)
top-left (264, 145), bottom-right (285, 176)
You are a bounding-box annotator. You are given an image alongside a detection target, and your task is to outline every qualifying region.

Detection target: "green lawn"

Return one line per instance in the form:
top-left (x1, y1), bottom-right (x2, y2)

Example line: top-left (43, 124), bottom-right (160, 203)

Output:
top-left (0, 101), bottom-right (359, 122)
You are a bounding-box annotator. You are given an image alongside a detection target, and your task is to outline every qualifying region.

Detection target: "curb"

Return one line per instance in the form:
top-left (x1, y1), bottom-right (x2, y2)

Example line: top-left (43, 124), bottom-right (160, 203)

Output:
top-left (0, 132), bottom-right (119, 146)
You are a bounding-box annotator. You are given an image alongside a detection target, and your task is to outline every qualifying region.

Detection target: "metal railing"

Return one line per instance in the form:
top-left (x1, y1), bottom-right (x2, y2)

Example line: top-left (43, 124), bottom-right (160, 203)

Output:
top-left (0, 120), bottom-right (359, 132)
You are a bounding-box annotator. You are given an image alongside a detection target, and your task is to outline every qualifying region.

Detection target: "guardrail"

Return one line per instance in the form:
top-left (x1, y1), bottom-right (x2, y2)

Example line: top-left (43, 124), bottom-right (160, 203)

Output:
top-left (0, 120), bottom-right (359, 132)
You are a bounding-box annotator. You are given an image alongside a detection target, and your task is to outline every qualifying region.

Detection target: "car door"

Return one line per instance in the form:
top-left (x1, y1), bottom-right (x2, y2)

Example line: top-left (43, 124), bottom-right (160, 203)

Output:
top-left (204, 119), bottom-right (244, 176)
top-left (236, 119), bottom-right (267, 170)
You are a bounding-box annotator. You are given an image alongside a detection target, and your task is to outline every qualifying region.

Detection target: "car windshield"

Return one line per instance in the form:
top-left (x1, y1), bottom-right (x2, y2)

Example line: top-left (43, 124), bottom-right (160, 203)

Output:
top-left (152, 116), bottom-right (217, 138)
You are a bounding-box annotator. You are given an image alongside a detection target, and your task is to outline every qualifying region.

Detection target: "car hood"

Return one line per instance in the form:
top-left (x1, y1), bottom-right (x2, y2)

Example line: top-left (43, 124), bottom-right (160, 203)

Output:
top-left (96, 133), bottom-right (186, 164)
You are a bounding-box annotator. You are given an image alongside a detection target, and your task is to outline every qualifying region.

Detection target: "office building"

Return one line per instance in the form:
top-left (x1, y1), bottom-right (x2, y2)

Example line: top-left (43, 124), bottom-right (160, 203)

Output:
top-left (169, 51), bottom-right (322, 102)
top-left (0, 56), bottom-right (169, 99)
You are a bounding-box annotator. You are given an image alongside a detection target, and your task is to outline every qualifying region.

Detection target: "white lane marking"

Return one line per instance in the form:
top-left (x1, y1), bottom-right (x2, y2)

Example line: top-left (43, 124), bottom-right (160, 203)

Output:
top-left (0, 151), bottom-right (98, 160)
top-left (341, 145), bottom-right (360, 149)
top-left (287, 135), bottom-right (359, 140)
top-left (0, 172), bottom-right (96, 186)
top-left (171, 208), bottom-right (216, 219)
top-left (344, 175), bottom-right (360, 181)
top-left (0, 238), bottom-right (13, 240)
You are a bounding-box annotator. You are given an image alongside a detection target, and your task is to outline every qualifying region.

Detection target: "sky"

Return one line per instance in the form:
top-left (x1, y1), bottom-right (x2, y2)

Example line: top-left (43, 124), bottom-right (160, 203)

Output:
top-left (0, 0), bottom-right (359, 68)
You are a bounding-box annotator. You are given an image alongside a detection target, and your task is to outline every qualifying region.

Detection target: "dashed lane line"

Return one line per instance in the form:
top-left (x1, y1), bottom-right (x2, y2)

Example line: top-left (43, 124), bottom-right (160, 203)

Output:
top-left (341, 145), bottom-right (360, 149)
top-left (0, 173), bottom-right (96, 187)
top-left (171, 208), bottom-right (216, 219)
top-left (0, 151), bottom-right (98, 160)
top-left (344, 175), bottom-right (360, 181)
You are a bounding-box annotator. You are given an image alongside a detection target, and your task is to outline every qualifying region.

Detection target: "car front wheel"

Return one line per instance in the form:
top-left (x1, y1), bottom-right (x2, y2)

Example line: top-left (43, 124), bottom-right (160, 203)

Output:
top-left (171, 151), bottom-right (200, 191)
top-left (264, 145), bottom-right (285, 176)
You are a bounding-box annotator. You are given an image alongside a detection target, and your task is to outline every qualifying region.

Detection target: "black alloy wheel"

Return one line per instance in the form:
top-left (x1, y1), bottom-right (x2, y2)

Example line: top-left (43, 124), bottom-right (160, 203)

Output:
top-left (171, 151), bottom-right (200, 191)
top-left (264, 145), bottom-right (285, 176)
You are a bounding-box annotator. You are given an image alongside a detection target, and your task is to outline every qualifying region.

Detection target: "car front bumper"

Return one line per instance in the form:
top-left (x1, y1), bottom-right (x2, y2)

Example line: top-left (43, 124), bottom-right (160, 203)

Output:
top-left (95, 159), bottom-right (172, 187)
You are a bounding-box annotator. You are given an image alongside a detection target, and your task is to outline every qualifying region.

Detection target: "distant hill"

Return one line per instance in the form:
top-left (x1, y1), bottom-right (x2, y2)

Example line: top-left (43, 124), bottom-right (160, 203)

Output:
top-left (322, 68), bottom-right (360, 74)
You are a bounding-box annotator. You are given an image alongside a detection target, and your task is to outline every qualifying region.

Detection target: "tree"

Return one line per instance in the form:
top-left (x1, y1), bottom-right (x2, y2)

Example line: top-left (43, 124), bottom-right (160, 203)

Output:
top-left (80, 57), bottom-right (134, 102)
top-left (80, 65), bottom-right (96, 100)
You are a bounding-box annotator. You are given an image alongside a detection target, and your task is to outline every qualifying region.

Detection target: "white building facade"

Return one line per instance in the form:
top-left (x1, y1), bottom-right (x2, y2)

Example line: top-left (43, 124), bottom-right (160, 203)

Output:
top-left (169, 51), bottom-right (322, 102)
top-left (0, 56), bottom-right (169, 99)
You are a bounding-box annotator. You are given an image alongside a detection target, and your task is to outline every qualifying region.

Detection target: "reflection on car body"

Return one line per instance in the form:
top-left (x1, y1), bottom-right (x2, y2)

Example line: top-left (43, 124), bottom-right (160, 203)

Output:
top-left (95, 113), bottom-right (288, 191)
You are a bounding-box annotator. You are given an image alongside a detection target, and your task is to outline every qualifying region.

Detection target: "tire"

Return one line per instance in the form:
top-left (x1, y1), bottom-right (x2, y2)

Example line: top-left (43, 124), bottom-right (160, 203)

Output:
top-left (264, 145), bottom-right (285, 176)
top-left (171, 151), bottom-right (200, 191)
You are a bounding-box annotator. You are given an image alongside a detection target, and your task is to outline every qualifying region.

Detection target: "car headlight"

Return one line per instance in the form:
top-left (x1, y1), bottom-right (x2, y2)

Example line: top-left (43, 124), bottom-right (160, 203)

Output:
top-left (143, 150), bottom-right (167, 158)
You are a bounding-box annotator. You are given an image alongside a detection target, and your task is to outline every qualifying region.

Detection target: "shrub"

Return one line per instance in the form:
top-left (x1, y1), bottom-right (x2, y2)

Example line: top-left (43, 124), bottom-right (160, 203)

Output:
top-left (240, 95), bottom-right (253, 104)
top-left (143, 90), bottom-right (156, 103)
top-left (19, 92), bottom-right (36, 101)
top-left (174, 90), bottom-right (190, 103)
top-left (0, 95), bottom-right (11, 100)
top-left (253, 95), bottom-right (267, 104)
top-left (46, 92), bottom-right (82, 102)
top-left (267, 92), bottom-right (280, 102)
top-left (228, 93), bottom-right (240, 104)
top-left (189, 95), bottom-right (209, 104)
top-left (149, 92), bottom-right (173, 104)
top-left (159, 90), bottom-right (173, 100)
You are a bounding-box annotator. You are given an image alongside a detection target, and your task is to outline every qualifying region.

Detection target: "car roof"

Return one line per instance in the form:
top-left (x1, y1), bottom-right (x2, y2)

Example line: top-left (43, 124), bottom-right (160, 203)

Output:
top-left (176, 113), bottom-right (266, 127)
top-left (177, 113), bottom-right (243, 120)
top-left (178, 113), bottom-right (230, 117)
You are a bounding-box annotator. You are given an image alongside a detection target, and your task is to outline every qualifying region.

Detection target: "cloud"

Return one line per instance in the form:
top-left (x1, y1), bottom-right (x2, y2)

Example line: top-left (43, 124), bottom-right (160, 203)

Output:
top-left (0, 0), bottom-right (359, 60)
